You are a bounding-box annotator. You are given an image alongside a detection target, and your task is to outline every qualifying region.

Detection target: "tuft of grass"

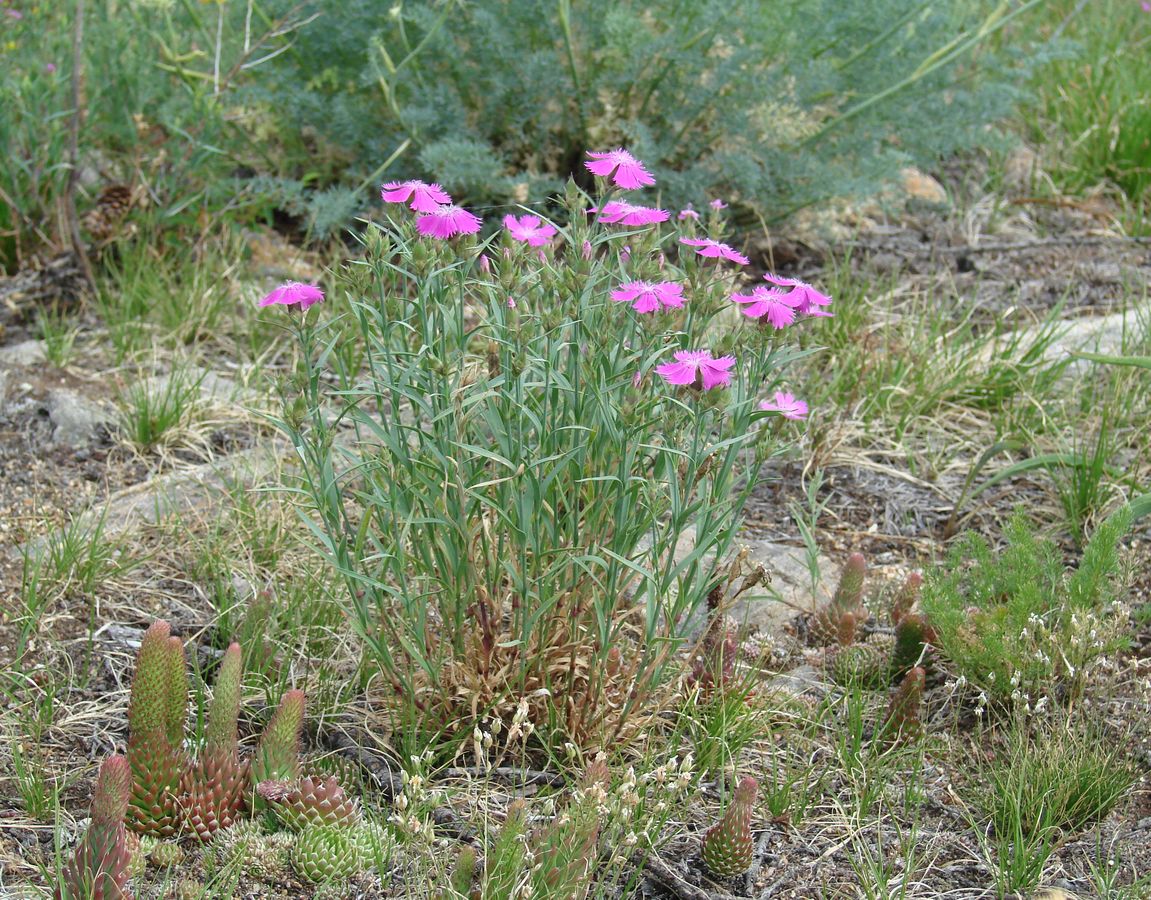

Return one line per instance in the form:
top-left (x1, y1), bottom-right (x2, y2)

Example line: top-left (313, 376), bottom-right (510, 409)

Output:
top-left (37, 310), bottom-right (81, 368)
top-left (11, 741), bottom-right (55, 819)
top-left (970, 719), bottom-right (1136, 897)
top-left (115, 364), bottom-right (208, 454)
top-left (17, 510), bottom-right (128, 649)
top-left (1024, 0), bottom-right (1151, 215)
top-left (1047, 413), bottom-right (1119, 547)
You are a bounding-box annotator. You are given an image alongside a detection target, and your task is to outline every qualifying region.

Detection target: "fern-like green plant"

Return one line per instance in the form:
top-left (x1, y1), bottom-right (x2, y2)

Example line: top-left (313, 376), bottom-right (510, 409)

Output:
top-left (922, 507), bottom-right (1132, 706)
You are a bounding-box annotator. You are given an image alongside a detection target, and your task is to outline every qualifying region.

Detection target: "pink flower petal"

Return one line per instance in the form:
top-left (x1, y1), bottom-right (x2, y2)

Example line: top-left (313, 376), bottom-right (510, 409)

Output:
top-left (598, 201), bottom-right (669, 227)
top-left (585, 148), bottom-right (656, 190)
top-left (258, 281), bottom-right (325, 310)
top-left (679, 238), bottom-right (749, 265)
top-left (732, 287), bottom-right (801, 329)
top-left (504, 214), bottom-right (557, 247)
top-left (381, 180), bottom-right (452, 212)
top-left (763, 273), bottom-right (832, 315)
top-left (417, 204), bottom-right (482, 238)
top-left (759, 391), bottom-right (808, 420)
top-left (610, 280), bottom-right (685, 314)
top-left (655, 350), bottom-right (734, 390)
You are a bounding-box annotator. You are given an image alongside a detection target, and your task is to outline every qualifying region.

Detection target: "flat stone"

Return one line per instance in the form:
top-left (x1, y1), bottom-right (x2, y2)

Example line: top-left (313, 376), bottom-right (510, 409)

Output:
top-left (647, 529), bottom-right (832, 639)
top-left (0, 339), bottom-right (46, 367)
top-left (900, 167), bottom-right (949, 207)
top-left (11, 438), bottom-right (293, 565)
top-left (765, 664), bottom-right (828, 699)
top-left (45, 388), bottom-right (115, 447)
top-left (143, 366), bottom-right (258, 405)
top-left (1043, 305), bottom-right (1150, 362)
top-left (728, 539), bottom-right (833, 637)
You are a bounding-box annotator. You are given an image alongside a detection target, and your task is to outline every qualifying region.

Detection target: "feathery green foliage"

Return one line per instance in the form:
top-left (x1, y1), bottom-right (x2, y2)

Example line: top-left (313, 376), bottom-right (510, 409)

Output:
top-left (265, 0), bottom-right (1050, 224)
top-left (922, 507), bottom-right (1132, 706)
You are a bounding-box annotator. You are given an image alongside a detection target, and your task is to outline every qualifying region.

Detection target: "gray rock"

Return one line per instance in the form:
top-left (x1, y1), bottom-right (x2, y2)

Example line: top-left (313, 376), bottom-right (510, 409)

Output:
top-left (231, 572), bottom-right (255, 602)
top-left (0, 368), bottom-right (7, 416)
top-left (1047, 305), bottom-right (1149, 359)
top-left (727, 539), bottom-right (832, 638)
top-left (10, 438), bottom-right (292, 565)
top-left (144, 366), bottom-right (256, 405)
top-left (646, 528), bottom-right (832, 640)
top-left (0, 339), bottom-right (46, 367)
top-left (766, 664), bottom-right (828, 699)
top-left (45, 388), bottom-right (115, 447)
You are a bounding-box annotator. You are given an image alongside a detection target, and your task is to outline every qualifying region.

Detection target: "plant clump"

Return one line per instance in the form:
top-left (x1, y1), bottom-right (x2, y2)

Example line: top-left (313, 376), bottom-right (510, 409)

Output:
top-left (55, 755), bottom-right (134, 900)
top-left (701, 775), bottom-right (758, 879)
top-left (277, 150), bottom-right (830, 752)
top-left (922, 508), bottom-right (1132, 707)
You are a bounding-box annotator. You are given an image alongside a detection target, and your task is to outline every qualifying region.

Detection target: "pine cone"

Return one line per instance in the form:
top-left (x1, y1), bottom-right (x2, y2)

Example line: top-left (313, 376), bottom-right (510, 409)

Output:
top-left (354, 821), bottom-right (393, 864)
top-left (701, 776), bottom-right (757, 879)
top-left (268, 775), bottom-right (362, 832)
top-left (292, 825), bottom-right (364, 883)
top-left (81, 184), bottom-right (136, 242)
top-left (149, 841), bottom-right (184, 867)
top-left (891, 614), bottom-right (936, 679)
top-left (890, 572), bottom-right (923, 626)
top-left (214, 820), bottom-right (292, 877)
top-left (689, 615), bottom-right (740, 698)
top-left (56, 756), bottom-right (135, 900)
top-left (123, 832), bottom-right (146, 880)
top-left (808, 554), bottom-right (869, 647)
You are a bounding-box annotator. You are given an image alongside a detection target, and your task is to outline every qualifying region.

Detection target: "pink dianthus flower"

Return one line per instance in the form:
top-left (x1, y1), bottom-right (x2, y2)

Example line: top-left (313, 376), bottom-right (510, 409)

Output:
top-left (258, 281), bottom-right (325, 310)
top-left (759, 391), bottom-right (808, 420)
top-left (611, 280), bottom-right (685, 314)
top-left (762, 273), bottom-right (832, 315)
top-left (678, 207), bottom-right (701, 221)
top-left (656, 350), bottom-right (736, 391)
top-left (709, 199), bottom-right (728, 210)
top-left (680, 238), bottom-right (749, 266)
top-left (381, 180), bottom-right (452, 213)
top-left (416, 204), bottom-right (482, 239)
top-left (504, 214), bottom-right (557, 247)
top-left (596, 201), bottom-right (669, 226)
top-left (585, 148), bottom-right (656, 189)
top-left (732, 286), bottom-right (802, 329)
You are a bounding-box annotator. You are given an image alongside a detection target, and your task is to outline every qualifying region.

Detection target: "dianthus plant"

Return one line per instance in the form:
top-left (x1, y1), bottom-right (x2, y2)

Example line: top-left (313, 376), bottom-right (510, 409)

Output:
top-left (277, 163), bottom-right (821, 752)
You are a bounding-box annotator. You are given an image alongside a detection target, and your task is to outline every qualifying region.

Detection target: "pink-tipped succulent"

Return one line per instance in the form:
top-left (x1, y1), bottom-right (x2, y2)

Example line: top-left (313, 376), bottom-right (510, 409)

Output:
top-left (890, 572), bottom-right (924, 626)
top-left (180, 643), bottom-right (249, 841)
top-left (56, 755), bottom-right (135, 900)
top-left (263, 774), bottom-right (362, 832)
top-left (892, 613), bottom-right (936, 680)
top-left (882, 667), bottom-right (926, 745)
top-left (810, 553), bottom-right (869, 647)
top-left (689, 618), bottom-right (739, 699)
top-left (702, 776), bottom-right (757, 879)
top-left (126, 621), bottom-right (188, 837)
top-left (251, 689), bottom-right (306, 787)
